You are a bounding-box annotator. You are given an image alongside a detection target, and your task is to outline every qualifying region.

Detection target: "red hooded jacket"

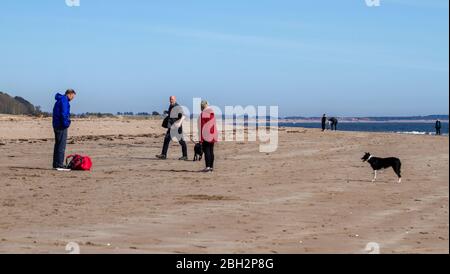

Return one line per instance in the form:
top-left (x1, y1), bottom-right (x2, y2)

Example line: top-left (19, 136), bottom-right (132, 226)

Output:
top-left (199, 107), bottom-right (218, 143)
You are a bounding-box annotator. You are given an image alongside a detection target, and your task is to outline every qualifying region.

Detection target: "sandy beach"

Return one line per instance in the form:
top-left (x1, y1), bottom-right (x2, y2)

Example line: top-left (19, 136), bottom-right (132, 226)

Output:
top-left (0, 116), bottom-right (448, 254)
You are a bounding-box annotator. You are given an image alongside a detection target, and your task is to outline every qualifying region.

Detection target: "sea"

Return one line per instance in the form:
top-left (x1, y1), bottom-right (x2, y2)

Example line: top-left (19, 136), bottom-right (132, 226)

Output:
top-left (278, 122), bottom-right (449, 135)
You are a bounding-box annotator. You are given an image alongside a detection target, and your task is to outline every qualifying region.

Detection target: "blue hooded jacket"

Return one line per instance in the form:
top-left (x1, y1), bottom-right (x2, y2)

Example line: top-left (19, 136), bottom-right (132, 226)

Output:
top-left (52, 93), bottom-right (71, 129)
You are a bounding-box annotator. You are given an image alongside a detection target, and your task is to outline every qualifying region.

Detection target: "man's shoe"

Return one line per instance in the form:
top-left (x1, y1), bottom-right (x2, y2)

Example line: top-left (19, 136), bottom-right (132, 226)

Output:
top-left (55, 167), bottom-right (71, 172)
top-left (156, 154), bottom-right (167, 160)
top-left (178, 156), bottom-right (189, 161)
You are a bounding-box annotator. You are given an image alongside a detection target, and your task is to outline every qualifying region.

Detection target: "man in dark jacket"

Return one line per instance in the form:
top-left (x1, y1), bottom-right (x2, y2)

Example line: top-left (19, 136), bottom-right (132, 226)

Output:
top-left (156, 96), bottom-right (188, 160)
top-left (52, 89), bottom-right (76, 169)
top-left (435, 120), bottom-right (442, 136)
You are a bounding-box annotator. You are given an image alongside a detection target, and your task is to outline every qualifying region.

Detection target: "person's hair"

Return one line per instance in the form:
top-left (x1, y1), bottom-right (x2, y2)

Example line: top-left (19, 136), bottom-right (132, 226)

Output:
top-left (65, 89), bottom-right (76, 95)
top-left (201, 100), bottom-right (209, 110)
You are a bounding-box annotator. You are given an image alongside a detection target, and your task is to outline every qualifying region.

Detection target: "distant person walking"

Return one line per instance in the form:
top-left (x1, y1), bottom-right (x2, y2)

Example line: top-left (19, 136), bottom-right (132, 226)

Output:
top-left (435, 119), bottom-right (442, 136)
top-left (321, 114), bottom-right (327, 131)
top-left (52, 89), bottom-right (76, 170)
top-left (329, 117), bottom-right (338, 131)
top-left (156, 96), bottom-right (188, 160)
top-left (199, 100), bottom-right (218, 172)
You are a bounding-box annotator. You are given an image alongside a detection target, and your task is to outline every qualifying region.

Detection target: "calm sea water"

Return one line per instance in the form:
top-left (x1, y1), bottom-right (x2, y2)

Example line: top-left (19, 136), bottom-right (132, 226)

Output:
top-left (278, 122), bottom-right (449, 135)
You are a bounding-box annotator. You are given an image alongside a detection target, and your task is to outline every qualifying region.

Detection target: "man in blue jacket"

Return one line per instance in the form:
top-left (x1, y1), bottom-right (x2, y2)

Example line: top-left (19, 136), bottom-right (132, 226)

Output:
top-left (52, 89), bottom-right (76, 169)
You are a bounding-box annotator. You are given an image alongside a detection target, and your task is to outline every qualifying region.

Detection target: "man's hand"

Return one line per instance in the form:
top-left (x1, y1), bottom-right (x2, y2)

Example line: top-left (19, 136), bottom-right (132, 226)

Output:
top-left (172, 115), bottom-right (185, 129)
top-left (173, 120), bottom-right (182, 129)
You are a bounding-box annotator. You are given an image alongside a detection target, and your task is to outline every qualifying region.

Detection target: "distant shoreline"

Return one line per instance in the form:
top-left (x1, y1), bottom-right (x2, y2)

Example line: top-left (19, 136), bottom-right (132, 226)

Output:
top-left (280, 119), bottom-right (449, 123)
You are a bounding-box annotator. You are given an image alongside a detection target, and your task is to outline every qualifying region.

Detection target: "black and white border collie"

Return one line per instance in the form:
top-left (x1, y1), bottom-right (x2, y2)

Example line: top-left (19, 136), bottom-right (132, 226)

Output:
top-left (361, 152), bottom-right (402, 183)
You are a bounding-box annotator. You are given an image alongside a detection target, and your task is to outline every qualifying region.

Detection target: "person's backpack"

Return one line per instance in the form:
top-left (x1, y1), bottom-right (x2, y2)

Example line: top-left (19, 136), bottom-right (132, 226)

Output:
top-left (162, 116), bottom-right (170, 129)
top-left (66, 154), bottom-right (93, 171)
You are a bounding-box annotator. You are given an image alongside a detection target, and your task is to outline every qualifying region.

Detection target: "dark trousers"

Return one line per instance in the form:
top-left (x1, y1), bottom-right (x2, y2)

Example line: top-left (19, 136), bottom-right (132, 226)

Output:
top-left (436, 128), bottom-right (441, 135)
top-left (331, 122), bottom-right (338, 131)
top-left (162, 129), bottom-right (187, 157)
top-left (322, 123), bottom-right (326, 131)
top-left (202, 142), bottom-right (215, 169)
top-left (53, 128), bottom-right (68, 168)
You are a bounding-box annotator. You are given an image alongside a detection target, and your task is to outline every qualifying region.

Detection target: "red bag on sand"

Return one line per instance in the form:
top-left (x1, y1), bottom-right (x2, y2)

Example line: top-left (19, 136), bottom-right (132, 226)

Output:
top-left (66, 154), bottom-right (93, 171)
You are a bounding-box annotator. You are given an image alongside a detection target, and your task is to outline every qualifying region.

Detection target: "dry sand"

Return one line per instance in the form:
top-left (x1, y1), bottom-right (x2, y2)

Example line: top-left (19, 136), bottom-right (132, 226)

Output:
top-left (0, 116), bottom-right (448, 254)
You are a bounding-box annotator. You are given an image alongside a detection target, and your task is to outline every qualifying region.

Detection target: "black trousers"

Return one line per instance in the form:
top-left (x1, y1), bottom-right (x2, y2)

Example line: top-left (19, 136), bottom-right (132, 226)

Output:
top-left (331, 122), bottom-right (338, 131)
top-left (162, 129), bottom-right (187, 157)
top-left (436, 128), bottom-right (441, 135)
top-left (53, 128), bottom-right (68, 168)
top-left (202, 142), bottom-right (215, 169)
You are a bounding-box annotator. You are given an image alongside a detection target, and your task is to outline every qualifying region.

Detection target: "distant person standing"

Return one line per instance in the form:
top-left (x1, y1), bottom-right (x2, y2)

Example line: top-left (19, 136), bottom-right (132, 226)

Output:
top-left (435, 119), bottom-right (442, 135)
top-left (52, 89), bottom-right (76, 170)
top-left (199, 100), bottom-right (218, 172)
top-left (156, 96), bottom-right (188, 160)
top-left (329, 117), bottom-right (338, 131)
top-left (321, 114), bottom-right (327, 131)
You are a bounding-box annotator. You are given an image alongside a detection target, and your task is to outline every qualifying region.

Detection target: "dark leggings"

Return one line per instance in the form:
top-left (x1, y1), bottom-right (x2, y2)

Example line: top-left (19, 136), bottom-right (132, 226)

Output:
top-left (202, 142), bottom-right (215, 169)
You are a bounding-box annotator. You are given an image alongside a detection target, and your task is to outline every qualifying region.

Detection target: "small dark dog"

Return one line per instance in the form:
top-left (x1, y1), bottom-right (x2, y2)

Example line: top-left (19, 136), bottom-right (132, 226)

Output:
top-left (361, 152), bottom-right (402, 183)
top-left (193, 143), bottom-right (203, 161)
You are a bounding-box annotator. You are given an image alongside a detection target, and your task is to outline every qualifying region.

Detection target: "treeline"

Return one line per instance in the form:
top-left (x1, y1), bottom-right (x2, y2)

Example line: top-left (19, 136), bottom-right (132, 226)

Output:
top-left (362, 115), bottom-right (449, 121)
top-left (37, 111), bottom-right (163, 118)
top-left (117, 111), bottom-right (161, 116)
top-left (0, 91), bottom-right (41, 115)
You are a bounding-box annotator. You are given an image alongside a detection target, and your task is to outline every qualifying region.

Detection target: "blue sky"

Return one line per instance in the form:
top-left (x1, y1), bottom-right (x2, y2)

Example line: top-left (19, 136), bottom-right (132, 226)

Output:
top-left (0, 0), bottom-right (448, 116)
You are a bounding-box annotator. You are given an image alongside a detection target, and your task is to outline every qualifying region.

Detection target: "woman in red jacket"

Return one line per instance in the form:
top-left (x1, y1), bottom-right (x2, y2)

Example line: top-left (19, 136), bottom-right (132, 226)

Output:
top-left (199, 100), bottom-right (218, 172)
